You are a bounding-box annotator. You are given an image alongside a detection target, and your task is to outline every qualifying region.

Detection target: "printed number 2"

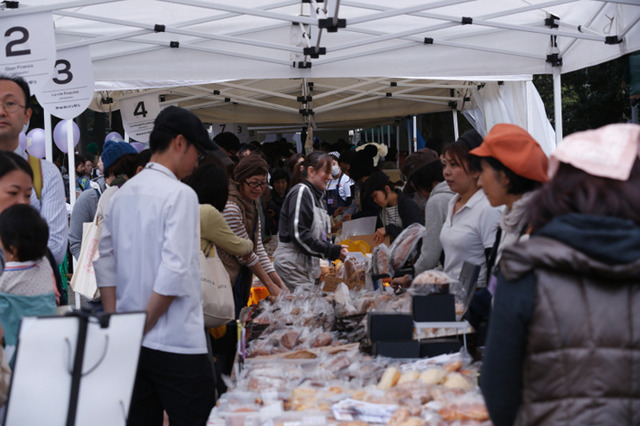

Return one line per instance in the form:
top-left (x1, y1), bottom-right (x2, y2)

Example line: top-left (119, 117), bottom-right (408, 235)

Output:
top-left (53, 59), bottom-right (73, 85)
top-left (5, 26), bottom-right (30, 57)
top-left (134, 101), bottom-right (148, 118)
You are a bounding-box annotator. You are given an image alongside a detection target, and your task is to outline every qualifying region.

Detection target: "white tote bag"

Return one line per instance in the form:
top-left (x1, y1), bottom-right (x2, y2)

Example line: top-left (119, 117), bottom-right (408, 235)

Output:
top-left (70, 216), bottom-right (101, 300)
top-left (200, 245), bottom-right (235, 328)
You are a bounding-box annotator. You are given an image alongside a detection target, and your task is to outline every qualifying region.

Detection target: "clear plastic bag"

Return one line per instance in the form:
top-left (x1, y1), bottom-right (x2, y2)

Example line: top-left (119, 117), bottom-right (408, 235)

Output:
top-left (372, 244), bottom-right (393, 278)
top-left (389, 223), bottom-right (425, 270)
top-left (409, 269), bottom-right (455, 296)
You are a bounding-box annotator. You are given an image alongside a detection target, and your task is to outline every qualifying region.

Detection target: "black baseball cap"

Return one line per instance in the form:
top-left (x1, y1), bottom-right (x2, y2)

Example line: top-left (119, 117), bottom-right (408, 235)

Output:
top-left (153, 106), bottom-right (216, 151)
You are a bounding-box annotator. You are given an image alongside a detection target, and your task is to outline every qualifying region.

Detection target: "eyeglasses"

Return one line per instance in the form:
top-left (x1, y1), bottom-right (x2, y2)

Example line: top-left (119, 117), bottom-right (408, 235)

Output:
top-left (244, 180), bottom-right (268, 189)
top-left (1, 101), bottom-right (25, 113)
top-left (189, 142), bottom-right (206, 161)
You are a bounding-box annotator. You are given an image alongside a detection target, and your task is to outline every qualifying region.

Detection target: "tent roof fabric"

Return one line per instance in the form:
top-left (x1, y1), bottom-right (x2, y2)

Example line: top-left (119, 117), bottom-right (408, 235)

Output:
top-left (12, 1), bottom-right (640, 129)
top-left (20, 0), bottom-right (640, 87)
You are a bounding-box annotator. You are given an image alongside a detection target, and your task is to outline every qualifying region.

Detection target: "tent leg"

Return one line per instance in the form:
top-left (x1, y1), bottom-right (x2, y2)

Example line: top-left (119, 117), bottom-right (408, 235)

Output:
top-left (452, 110), bottom-right (459, 141)
top-left (396, 124), bottom-right (400, 169)
top-left (44, 111), bottom-right (53, 162)
top-left (413, 115), bottom-right (418, 152)
top-left (68, 121), bottom-right (76, 208)
top-left (553, 68), bottom-right (563, 144)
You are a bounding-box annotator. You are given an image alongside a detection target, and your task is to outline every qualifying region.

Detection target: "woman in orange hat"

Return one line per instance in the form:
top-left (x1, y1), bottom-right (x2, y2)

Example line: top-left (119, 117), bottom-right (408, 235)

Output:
top-left (469, 123), bottom-right (549, 295)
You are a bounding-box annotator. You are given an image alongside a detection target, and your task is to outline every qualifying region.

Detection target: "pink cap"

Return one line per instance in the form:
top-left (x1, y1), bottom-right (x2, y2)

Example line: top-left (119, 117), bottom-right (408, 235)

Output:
top-left (549, 123), bottom-right (640, 181)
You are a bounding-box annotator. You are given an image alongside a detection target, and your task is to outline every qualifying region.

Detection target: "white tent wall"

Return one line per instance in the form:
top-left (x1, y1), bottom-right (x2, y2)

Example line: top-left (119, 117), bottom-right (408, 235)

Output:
top-left (463, 80), bottom-right (556, 154)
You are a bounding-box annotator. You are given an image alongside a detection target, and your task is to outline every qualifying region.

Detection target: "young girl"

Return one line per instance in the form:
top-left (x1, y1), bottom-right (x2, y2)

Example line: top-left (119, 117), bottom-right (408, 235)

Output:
top-left (274, 151), bottom-right (348, 290)
top-left (0, 204), bottom-right (57, 364)
top-left (365, 171), bottom-right (422, 244)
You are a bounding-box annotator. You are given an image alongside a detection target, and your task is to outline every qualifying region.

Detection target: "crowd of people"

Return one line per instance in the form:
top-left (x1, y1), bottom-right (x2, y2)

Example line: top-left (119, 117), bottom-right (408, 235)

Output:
top-left (0, 72), bottom-right (638, 425)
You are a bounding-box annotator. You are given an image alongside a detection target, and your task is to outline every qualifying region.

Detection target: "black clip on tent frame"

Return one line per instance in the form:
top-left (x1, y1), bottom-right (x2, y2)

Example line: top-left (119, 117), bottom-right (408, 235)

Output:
top-left (65, 308), bottom-right (111, 426)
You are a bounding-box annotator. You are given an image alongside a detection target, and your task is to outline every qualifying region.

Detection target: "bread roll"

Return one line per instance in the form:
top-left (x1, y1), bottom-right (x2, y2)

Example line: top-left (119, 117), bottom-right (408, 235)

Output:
top-left (419, 368), bottom-right (446, 385)
top-left (377, 367), bottom-right (401, 390)
top-left (397, 370), bottom-right (420, 384)
top-left (442, 372), bottom-right (475, 391)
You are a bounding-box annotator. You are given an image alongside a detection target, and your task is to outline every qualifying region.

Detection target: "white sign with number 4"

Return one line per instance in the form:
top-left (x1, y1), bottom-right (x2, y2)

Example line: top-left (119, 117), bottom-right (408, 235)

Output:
top-left (0, 12), bottom-right (56, 92)
top-left (120, 93), bottom-right (162, 143)
top-left (36, 46), bottom-right (95, 120)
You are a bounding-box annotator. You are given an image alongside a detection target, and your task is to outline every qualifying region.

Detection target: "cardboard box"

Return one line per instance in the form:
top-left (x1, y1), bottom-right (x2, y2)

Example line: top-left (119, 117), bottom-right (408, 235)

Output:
top-left (368, 313), bottom-right (413, 342)
top-left (374, 340), bottom-right (420, 358)
top-left (412, 294), bottom-right (456, 322)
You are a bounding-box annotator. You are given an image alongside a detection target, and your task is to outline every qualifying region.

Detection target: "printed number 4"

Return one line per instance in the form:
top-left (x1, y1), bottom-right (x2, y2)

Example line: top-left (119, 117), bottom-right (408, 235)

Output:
top-left (134, 101), bottom-right (148, 118)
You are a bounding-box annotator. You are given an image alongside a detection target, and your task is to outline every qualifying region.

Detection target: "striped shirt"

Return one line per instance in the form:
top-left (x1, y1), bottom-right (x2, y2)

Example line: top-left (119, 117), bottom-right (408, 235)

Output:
top-left (221, 201), bottom-right (275, 274)
top-left (15, 148), bottom-right (68, 265)
top-left (381, 205), bottom-right (402, 228)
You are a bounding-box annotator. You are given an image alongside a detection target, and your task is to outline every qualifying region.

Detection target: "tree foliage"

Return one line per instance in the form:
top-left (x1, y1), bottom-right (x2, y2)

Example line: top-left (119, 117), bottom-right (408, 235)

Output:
top-left (533, 55), bottom-right (631, 137)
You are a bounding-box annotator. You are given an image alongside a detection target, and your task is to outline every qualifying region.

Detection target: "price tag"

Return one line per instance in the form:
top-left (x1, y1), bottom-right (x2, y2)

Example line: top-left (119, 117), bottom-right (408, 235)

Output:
top-left (120, 93), bottom-right (162, 142)
top-left (211, 122), bottom-right (253, 143)
top-left (0, 12), bottom-right (56, 92)
top-left (35, 46), bottom-right (94, 120)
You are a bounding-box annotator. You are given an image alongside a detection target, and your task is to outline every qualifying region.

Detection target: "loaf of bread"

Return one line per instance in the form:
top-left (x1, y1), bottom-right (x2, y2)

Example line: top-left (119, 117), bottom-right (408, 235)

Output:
top-left (280, 330), bottom-right (298, 350)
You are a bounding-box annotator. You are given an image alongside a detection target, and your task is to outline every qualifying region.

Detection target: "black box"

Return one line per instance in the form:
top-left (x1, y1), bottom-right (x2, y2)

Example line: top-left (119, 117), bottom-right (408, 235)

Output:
top-left (419, 338), bottom-right (462, 357)
top-left (368, 313), bottom-right (413, 342)
top-left (412, 294), bottom-right (456, 322)
top-left (374, 340), bottom-right (420, 358)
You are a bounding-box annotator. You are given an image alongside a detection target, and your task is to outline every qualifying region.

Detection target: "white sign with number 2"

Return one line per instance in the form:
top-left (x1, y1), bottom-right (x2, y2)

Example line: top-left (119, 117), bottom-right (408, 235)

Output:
top-left (0, 12), bottom-right (56, 92)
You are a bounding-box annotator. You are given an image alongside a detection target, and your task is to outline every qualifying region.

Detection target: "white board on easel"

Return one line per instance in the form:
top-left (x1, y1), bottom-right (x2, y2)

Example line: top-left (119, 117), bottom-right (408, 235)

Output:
top-left (4, 311), bottom-right (146, 426)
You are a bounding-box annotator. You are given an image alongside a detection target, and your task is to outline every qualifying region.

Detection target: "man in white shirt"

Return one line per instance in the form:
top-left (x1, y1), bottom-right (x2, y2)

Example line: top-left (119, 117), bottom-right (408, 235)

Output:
top-left (0, 76), bottom-right (67, 266)
top-left (95, 106), bottom-right (215, 425)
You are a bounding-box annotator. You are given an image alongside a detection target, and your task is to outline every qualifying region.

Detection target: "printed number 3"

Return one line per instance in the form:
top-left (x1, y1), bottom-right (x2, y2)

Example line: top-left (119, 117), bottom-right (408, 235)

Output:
top-left (5, 26), bottom-right (30, 57)
top-left (53, 59), bottom-right (73, 85)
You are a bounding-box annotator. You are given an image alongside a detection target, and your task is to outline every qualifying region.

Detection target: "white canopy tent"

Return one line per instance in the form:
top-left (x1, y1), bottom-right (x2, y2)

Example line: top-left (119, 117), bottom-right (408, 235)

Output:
top-left (7, 0), bottom-right (640, 146)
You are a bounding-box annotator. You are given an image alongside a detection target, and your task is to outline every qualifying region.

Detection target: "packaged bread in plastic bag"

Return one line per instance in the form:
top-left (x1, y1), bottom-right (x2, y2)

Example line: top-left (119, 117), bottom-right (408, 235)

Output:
top-left (389, 223), bottom-right (425, 270)
top-left (372, 244), bottom-right (393, 278)
top-left (410, 269), bottom-right (455, 296)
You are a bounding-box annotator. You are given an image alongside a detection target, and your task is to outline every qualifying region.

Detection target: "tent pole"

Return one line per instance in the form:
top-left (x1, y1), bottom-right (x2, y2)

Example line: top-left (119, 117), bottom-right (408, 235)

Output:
top-left (553, 68), bottom-right (563, 144)
top-left (44, 111), bottom-right (53, 162)
top-left (452, 110), bottom-right (459, 140)
top-left (396, 124), bottom-right (400, 168)
top-left (412, 115), bottom-right (417, 152)
top-left (406, 120), bottom-right (411, 155)
top-left (68, 121), bottom-right (76, 208)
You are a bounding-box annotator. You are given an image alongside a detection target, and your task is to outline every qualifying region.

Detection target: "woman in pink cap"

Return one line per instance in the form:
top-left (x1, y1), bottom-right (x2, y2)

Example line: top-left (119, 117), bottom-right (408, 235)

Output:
top-left (481, 123), bottom-right (640, 425)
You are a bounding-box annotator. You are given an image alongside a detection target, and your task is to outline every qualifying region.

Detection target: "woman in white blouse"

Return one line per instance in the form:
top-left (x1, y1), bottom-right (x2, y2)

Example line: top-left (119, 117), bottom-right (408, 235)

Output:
top-left (439, 130), bottom-right (502, 288)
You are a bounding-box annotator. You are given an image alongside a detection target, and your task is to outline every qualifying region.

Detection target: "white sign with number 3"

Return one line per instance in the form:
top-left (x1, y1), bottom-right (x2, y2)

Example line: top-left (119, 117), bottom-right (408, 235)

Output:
top-left (120, 93), bottom-right (162, 142)
top-left (36, 46), bottom-right (95, 120)
top-left (0, 12), bottom-right (56, 92)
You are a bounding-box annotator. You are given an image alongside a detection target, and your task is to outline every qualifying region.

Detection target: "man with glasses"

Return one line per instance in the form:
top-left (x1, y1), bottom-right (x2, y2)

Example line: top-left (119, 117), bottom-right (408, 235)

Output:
top-left (95, 106), bottom-right (217, 425)
top-left (0, 75), bottom-right (67, 280)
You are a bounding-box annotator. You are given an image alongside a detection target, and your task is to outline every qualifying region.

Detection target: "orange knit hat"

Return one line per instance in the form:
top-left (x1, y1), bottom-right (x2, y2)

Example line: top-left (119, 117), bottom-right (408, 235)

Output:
top-left (470, 123), bottom-right (549, 183)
